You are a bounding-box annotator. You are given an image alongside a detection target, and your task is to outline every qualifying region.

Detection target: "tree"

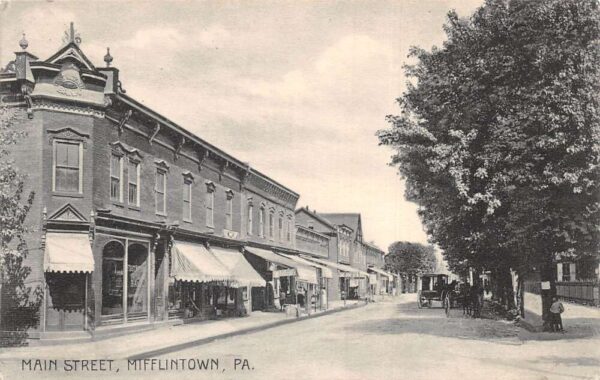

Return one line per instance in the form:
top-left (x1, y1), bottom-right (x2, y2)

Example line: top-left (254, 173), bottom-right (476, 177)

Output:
top-left (385, 242), bottom-right (437, 281)
top-left (0, 104), bottom-right (41, 346)
top-left (378, 0), bottom-right (600, 323)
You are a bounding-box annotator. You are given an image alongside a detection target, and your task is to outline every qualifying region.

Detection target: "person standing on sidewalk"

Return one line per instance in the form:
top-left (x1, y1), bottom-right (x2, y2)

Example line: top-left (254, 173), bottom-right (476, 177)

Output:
top-left (549, 297), bottom-right (565, 332)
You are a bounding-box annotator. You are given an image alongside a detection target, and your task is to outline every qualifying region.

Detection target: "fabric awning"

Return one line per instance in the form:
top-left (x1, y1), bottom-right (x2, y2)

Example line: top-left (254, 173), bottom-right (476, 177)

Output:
top-left (210, 247), bottom-right (265, 287)
top-left (245, 247), bottom-right (318, 284)
top-left (171, 241), bottom-right (233, 283)
top-left (44, 233), bottom-right (94, 273)
top-left (368, 267), bottom-right (392, 280)
top-left (279, 253), bottom-right (333, 279)
top-left (300, 255), bottom-right (366, 278)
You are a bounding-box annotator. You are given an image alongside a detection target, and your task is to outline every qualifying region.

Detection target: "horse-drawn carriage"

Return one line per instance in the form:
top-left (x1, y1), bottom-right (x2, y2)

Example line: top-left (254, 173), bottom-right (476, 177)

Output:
top-left (417, 273), bottom-right (461, 316)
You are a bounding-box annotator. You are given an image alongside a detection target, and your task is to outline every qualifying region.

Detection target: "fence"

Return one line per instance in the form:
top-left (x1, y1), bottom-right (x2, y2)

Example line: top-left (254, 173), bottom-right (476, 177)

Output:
top-left (524, 280), bottom-right (599, 306)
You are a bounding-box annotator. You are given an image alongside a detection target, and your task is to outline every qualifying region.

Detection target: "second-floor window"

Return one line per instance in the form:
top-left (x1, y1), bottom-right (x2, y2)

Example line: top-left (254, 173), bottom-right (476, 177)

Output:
top-left (155, 170), bottom-right (166, 215)
top-left (183, 180), bottom-right (192, 222)
top-left (53, 140), bottom-right (82, 193)
top-left (247, 205), bottom-right (253, 235)
top-left (269, 212), bottom-right (274, 239)
top-left (205, 184), bottom-right (215, 228)
top-left (225, 192), bottom-right (233, 230)
top-left (110, 154), bottom-right (123, 202)
top-left (259, 208), bottom-right (265, 237)
top-left (128, 160), bottom-right (140, 206)
top-left (286, 218), bottom-right (292, 242)
top-left (278, 217), bottom-right (283, 241)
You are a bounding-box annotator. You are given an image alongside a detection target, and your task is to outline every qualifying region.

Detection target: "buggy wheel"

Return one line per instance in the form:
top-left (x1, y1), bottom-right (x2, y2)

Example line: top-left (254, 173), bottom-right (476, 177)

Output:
top-left (444, 295), bottom-right (451, 317)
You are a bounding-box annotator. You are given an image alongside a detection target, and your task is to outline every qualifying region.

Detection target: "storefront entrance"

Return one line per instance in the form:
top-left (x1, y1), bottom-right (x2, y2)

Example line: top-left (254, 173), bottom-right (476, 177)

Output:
top-left (168, 282), bottom-right (241, 320)
top-left (45, 273), bottom-right (87, 331)
top-left (101, 239), bottom-right (150, 324)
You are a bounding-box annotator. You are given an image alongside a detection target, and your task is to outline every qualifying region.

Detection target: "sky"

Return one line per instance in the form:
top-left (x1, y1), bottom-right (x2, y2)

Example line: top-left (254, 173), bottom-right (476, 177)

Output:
top-left (0, 0), bottom-right (484, 251)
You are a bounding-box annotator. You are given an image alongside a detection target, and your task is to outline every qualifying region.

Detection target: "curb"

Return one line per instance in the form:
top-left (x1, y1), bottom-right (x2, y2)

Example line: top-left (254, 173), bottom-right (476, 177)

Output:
top-left (516, 318), bottom-right (543, 333)
top-left (127, 302), bottom-right (368, 360)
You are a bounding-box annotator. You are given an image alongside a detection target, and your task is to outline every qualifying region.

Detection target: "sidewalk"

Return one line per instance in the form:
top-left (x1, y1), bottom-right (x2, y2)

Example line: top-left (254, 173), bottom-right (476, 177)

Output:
top-left (0, 300), bottom-right (364, 360)
top-left (520, 292), bottom-right (600, 338)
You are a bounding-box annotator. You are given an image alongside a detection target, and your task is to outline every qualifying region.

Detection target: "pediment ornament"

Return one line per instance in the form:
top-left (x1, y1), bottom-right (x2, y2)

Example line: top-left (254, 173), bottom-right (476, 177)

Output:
top-left (48, 203), bottom-right (87, 222)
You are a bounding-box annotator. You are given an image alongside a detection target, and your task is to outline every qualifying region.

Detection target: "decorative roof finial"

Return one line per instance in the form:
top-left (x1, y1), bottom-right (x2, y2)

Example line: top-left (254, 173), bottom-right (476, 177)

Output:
top-left (104, 47), bottom-right (113, 67)
top-left (19, 33), bottom-right (28, 50)
top-left (62, 22), bottom-right (82, 45)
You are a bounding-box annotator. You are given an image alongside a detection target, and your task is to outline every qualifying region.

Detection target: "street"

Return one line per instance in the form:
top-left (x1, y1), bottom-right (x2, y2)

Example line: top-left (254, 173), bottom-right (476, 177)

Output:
top-left (1, 294), bottom-right (599, 380)
top-left (154, 294), bottom-right (599, 380)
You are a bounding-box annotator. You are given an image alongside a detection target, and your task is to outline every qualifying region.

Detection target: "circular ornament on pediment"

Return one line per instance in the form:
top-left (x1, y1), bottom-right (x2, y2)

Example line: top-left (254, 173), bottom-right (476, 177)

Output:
top-left (54, 63), bottom-right (84, 96)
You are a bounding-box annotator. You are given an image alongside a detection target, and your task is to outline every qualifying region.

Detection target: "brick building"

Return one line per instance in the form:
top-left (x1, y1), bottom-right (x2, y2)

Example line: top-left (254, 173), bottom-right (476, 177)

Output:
top-left (364, 242), bottom-right (393, 296)
top-left (0, 26), bottom-right (328, 341)
top-left (295, 208), bottom-right (379, 301)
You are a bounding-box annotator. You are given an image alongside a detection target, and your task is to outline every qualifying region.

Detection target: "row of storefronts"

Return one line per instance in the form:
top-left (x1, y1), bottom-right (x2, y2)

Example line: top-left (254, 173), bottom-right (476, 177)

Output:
top-left (0, 25), bottom-right (397, 342)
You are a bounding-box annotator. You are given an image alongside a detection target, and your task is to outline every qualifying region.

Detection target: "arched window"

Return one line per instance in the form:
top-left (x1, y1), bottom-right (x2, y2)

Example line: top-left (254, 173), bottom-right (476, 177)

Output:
top-left (247, 204), bottom-right (254, 235)
top-left (259, 207), bottom-right (265, 237)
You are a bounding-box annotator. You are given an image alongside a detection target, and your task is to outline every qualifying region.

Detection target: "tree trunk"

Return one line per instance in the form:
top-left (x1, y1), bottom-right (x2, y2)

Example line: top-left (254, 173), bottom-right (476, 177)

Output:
top-left (516, 274), bottom-right (525, 317)
top-left (500, 267), bottom-right (516, 309)
top-left (539, 254), bottom-right (557, 330)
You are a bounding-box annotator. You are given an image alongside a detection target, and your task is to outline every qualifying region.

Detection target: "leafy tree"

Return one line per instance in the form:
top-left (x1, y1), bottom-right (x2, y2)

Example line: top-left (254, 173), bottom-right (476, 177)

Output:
top-left (379, 0), bottom-right (599, 323)
top-left (385, 242), bottom-right (437, 281)
top-left (0, 104), bottom-right (41, 346)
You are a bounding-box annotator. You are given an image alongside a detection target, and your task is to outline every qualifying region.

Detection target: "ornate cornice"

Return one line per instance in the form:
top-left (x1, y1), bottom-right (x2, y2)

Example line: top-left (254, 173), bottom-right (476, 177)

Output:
top-left (34, 99), bottom-right (104, 118)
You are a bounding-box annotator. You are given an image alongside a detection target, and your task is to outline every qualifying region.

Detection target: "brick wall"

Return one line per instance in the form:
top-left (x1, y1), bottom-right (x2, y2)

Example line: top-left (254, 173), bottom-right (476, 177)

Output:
top-left (93, 117), bottom-right (243, 237)
top-left (243, 189), bottom-right (295, 250)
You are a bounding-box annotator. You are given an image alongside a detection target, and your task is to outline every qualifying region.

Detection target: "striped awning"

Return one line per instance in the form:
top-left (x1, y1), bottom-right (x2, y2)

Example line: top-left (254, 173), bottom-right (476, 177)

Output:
top-left (211, 247), bottom-right (265, 287)
top-left (171, 241), bottom-right (233, 283)
top-left (44, 233), bottom-right (94, 273)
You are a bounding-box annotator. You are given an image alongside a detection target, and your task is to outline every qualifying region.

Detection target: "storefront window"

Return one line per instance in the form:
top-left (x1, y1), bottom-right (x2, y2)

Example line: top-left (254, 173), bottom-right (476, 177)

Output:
top-left (102, 241), bottom-right (125, 317)
top-left (127, 243), bottom-right (149, 318)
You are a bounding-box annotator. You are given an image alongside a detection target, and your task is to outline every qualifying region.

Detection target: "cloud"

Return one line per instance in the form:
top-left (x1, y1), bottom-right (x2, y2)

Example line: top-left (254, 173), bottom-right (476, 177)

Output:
top-left (0, 6), bottom-right (77, 63)
top-left (3, 0), bottom-right (476, 249)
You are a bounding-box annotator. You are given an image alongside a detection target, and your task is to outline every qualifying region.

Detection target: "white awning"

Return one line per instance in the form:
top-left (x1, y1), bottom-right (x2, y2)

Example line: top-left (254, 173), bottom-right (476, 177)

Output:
top-left (368, 267), bottom-right (392, 280)
top-left (368, 274), bottom-right (378, 283)
top-left (245, 247), bottom-right (318, 284)
top-left (301, 255), bottom-right (366, 278)
top-left (210, 247), bottom-right (265, 287)
top-left (279, 253), bottom-right (333, 279)
top-left (171, 241), bottom-right (233, 283)
top-left (44, 233), bottom-right (94, 273)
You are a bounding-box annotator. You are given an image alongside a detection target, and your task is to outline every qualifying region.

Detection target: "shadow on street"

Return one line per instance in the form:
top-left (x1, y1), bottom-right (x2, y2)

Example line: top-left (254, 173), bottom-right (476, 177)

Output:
top-left (350, 299), bottom-right (600, 343)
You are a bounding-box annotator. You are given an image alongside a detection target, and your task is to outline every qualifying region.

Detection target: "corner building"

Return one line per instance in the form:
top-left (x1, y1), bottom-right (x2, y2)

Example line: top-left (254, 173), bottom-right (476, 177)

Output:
top-left (0, 28), bottom-right (316, 341)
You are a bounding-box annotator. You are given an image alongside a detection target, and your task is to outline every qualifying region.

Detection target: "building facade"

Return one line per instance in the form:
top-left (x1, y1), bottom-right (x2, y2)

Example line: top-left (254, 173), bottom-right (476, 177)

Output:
top-left (0, 27), bottom-right (324, 341)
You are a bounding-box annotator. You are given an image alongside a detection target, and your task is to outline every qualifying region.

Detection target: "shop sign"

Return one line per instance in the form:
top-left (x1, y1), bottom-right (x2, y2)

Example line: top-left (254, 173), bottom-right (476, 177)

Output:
top-left (273, 268), bottom-right (296, 278)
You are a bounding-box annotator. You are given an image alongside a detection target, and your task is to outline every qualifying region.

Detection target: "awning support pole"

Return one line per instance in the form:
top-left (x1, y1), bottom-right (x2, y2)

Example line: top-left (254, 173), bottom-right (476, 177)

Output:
top-left (84, 274), bottom-right (88, 331)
